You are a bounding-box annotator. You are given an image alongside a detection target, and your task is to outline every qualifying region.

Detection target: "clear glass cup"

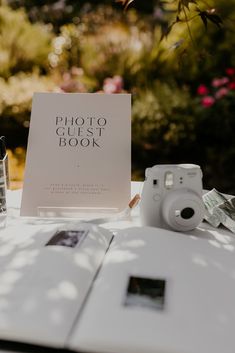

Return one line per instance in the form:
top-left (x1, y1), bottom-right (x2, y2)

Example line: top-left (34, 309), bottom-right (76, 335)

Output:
top-left (0, 159), bottom-right (7, 228)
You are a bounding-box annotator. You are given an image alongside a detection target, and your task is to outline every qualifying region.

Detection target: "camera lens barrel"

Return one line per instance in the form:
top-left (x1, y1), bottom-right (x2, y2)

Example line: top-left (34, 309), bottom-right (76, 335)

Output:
top-left (162, 189), bottom-right (205, 232)
top-left (181, 207), bottom-right (195, 220)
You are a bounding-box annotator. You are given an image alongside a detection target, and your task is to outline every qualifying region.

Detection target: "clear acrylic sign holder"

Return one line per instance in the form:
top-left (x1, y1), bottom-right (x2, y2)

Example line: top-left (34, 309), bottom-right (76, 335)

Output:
top-left (37, 206), bottom-right (120, 220)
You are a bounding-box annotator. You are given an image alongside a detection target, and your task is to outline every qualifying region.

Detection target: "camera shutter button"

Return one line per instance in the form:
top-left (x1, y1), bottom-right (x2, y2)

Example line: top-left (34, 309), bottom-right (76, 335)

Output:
top-left (153, 193), bottom-right (161, 202)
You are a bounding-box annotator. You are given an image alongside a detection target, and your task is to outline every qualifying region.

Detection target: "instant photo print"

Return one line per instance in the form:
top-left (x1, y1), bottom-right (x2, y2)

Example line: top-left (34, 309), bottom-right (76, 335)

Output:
top-left (46, 229), bottom-right (88, 248)
top-left (125, 276), bottom-right (166, 311)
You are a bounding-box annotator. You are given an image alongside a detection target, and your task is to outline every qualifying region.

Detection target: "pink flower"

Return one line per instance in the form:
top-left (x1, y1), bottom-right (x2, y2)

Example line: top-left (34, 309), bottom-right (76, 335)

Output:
top-left (113, 75), bottom-right (123, 92)
top-left (212, 77), bottom-right (229, 87)
top-left (103, 75), bottom-right (124, 94)
top-left (226, 68), bottom-right (235, 76)
top-left (197, 84), bottom-right (209, 95)
top-left (60, 80), bottom-right (86, 92)
top-left (211, 78), bottom-right (221, 87)
top-left (220, 77), bottom-right (229, 85)
top-left (201, 96), bottom-right (215, 108)
top-left (215, 87), bottom-right (229, 99)
top-left (103, 78), bottom-right (117, 94)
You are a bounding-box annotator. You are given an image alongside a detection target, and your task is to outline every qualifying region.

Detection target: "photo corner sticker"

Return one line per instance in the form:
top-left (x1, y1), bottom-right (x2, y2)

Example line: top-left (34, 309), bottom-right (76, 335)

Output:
top-left (124, 276), bottom-right (166, 311)
top-left (46, 229), bottom-right (89, 248)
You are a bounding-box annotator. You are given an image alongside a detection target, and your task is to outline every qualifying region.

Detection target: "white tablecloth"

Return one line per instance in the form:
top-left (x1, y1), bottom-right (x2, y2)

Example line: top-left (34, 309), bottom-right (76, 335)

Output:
top-left (1, 182), bottom-right (235, 353)
top-left (2, 181), bottom-right (235, 244)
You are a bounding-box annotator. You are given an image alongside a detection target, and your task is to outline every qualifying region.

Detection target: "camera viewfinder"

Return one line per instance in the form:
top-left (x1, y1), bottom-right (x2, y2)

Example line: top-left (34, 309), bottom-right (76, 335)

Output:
top-left (164, 172), bottom-right (173, 189)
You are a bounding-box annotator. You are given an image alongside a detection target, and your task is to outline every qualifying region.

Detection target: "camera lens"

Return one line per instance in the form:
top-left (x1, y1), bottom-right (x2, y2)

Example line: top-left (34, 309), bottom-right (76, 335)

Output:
top-left (180, 207), bottom-right (195, 219)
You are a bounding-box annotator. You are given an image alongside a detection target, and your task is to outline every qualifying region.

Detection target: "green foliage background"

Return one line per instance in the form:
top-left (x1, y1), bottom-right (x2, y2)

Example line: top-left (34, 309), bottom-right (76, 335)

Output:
top-left (1, 0), bottom-right (235, 192)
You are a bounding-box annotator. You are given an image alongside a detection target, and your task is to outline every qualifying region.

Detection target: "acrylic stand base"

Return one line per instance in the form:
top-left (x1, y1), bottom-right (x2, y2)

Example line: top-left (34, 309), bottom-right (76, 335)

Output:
top-left (37, 206), bottom-right (120, 219)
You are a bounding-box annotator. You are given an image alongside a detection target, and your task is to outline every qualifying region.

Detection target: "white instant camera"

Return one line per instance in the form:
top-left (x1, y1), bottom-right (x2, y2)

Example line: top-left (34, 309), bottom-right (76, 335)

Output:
top-left (140, 164), bottom-right (205, 232)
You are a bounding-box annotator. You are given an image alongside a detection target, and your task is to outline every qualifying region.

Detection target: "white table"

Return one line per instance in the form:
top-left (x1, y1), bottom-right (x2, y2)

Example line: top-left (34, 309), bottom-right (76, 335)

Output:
top-left (3, 182), bottom-right (235, 244)
top-left (1, 182), bottom-right (235, 353)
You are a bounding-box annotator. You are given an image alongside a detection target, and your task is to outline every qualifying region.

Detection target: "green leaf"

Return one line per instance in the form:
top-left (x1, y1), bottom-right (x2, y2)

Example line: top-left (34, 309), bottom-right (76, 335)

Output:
top-left (206, 13), bottom-right (223, 28)
top-left (198, 10), bottom-right (223, 29)
top-left (199, 11), bottom-right (208, 29)
top-left (178, 0), bottom-right (197, 11)
top-left (160, 22), bottom-right (173, 41)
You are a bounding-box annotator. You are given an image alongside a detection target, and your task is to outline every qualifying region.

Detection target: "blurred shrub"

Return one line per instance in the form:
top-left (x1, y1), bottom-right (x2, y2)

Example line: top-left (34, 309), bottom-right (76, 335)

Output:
top-left (47, 3), bottom-right (235, 192)
top-left (0, 71), bottom-right (56, 123)
top-left (0, 72), bottom-right (56, 146)
top-left (132, 81), bottom-right (196, 178)
top-left (131, 71), bottom-right (235, 194)
top-left (192, 68), bottom-right (235, 193)
top-left (0, 6), bottom-right (52, 78)
top-left (158, 0), bottom-right (235, 84)
top-left (1, 2), bottom-right (235, 193)
top-left (6, 0), bottom-right (156, 30)
top-left (49, 6), bottom-right (167, 90)
top-left (0, 5), bottom-right (56, 146)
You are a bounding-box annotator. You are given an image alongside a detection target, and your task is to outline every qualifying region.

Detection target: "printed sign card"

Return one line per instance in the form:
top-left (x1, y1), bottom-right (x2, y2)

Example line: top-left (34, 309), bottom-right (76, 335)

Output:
top-left (20, 93), bottom-right (131, 217)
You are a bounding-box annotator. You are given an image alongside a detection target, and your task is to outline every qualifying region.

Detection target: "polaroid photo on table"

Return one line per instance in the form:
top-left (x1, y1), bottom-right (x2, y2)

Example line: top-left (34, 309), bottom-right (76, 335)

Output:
top-left (124, 275), bottom-right (166, 311)
top-left (46, 229), bottom-right (89, 248)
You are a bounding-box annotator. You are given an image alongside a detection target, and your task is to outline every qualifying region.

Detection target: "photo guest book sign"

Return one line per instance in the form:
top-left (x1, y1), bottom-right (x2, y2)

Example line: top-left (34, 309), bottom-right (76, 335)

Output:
top-left (20, 93), bottom-right (131, 217)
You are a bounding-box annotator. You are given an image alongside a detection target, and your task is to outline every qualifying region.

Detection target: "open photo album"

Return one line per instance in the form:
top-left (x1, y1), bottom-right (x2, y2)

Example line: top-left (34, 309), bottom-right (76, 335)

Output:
top-left (0, 223), bottom-right (235, 353)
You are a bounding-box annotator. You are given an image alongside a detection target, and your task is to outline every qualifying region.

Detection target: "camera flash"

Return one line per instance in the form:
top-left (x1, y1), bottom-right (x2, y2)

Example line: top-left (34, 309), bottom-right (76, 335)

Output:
top-left (164, 172), bottom-right (174, 189)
